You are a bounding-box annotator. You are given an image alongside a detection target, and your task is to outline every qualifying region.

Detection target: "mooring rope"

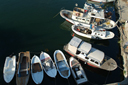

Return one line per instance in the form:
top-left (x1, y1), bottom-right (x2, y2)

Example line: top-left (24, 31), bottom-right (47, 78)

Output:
top-left (104, 65), bottom-right (111, 84)
top-left (53, 7), bottom-right (65, 18)
top-left (55, 76), bottom-right (56, 85)
top-left (67, 78), bottom-right (70, 85)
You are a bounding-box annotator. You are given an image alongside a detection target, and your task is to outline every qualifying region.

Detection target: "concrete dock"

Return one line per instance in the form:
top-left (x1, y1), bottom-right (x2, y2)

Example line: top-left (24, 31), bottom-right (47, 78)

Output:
top-left (105, 0), bottom-right (128, 84)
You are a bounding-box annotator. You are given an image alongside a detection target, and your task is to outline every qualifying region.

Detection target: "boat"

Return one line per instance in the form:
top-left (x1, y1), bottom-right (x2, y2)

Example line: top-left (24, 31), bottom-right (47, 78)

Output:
top-left (88, 0), bottom-right (115, 3)
top-left (31, 55), bottom-right (44, 84)
top-left (69, 57), bottom-right (88, 85)
top-left (16, 51), bottom-right (30, 85)
top-left (71, 24), bottom-right (115, 40)
top-left (64, 36), bottom-right (117, 71)
top-left (60, 7), bottom-right (116, 30)
top-left (40, 52), bottom-right (57, 78)
top-left (53, 50), bottom-right (71, 79)
top-left (3, 55), bottom-right (16, 83)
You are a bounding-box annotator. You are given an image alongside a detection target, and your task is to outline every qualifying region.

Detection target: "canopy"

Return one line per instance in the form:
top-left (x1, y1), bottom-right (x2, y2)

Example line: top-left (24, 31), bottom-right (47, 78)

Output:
top-left (69, 36), bottom-right (82, 47)
top-left (78, 41), bottom-right (92, 54)
top-left (87, 48), bottom-right (104, 63)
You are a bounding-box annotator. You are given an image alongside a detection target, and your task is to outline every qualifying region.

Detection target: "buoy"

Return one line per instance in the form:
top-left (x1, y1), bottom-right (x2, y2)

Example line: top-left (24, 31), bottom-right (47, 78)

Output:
top-left (72, 33), bottom-right (74, 37)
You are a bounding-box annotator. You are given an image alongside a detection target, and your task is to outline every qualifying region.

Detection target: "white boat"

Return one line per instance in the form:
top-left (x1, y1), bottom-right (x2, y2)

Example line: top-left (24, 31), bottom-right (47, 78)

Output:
top-left (40, 52), bottom-right (57, 78)
top-left (64, 36), bottom-right (117, 71)
top-left (3, 55), bottom-right (16, 83)
top-left (88, 0), bottom-right (115, 3)
top-left (60, 8), bottom-right (116, 30)
top-left (69, 57), bottom-right (88, 85)
top-left (53, 50), bottom-right (71, 79)
top-left (31, 55), bottom-right (44, 84)
top-left (72, 24), bottom-right (115, 40)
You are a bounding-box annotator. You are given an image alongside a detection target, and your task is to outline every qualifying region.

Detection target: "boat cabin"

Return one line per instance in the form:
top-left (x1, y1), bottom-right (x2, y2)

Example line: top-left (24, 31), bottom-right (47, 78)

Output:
top-left (67, 37), bottom-right (105, 66)
top-left (72, 7), bottom-right (92, 24)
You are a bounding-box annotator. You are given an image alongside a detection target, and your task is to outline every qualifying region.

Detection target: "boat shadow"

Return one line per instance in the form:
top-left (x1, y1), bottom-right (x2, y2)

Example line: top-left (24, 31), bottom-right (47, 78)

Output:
top-left (72, 33), bottom-right (110, 47)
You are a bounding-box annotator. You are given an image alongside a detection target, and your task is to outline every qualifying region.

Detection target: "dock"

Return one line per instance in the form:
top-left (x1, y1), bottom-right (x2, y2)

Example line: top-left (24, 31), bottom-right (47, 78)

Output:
top-left (105, 0), bottom-right (128, 84)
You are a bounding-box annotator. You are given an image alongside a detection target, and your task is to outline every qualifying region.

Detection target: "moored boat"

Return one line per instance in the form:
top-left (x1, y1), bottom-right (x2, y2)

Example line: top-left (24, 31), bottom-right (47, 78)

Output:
top-left (16, 51), bottom-right (30, 85)
top-left (40, 52), bottom-right (57, 78)
top-left (88, 0), bottom-right (115, 3)
top-left (72, 24), bottom-right (115, 40)
top-left (53, 50), bottom-right (71, 79)
top-left (31, 55), bottom-right (44, 84)
top-left (60, 8), bottom-right (116, 30)
top-left (64, 36), bottom-right (117, 71)
top-left (69, 57), bottom-right (88, 85)
top-left (3, 55), bottom-right (16, 83)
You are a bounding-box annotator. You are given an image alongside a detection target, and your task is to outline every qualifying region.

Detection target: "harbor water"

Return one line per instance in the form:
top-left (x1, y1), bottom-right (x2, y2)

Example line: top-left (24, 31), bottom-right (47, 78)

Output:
top-left (0, 0), bottom-right (123, 85)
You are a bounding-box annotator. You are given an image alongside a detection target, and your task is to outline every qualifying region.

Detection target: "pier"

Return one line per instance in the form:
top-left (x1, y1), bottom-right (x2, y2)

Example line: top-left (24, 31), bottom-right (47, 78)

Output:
top-left (105, 0), bottom-right (128, 84)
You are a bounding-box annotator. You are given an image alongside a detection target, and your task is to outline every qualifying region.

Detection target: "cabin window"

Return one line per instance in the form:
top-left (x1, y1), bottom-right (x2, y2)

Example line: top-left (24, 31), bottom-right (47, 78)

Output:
top-left (95, 61), bottom-right (99, 64)
top-left (82, 19), bottom-right (85, 21)
top-left (76, 17), bottom-right (78, 19)
top-left (101, 34), bottom-right (103, 36)
top-left (82, 52), bottom-right (84, 55)
top-left (95, 33), bottom-right (97, 35)
top-left (76, 50), bottom-right (80, 54)
top-left (85, 57), bottom-right (89, 59)
top-left (90, 59), bottom-right (94, 62)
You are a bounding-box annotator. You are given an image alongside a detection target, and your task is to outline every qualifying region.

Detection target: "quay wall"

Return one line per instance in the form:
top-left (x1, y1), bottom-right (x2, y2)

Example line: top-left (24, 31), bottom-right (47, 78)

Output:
top-left (106, 0), bottom-right (128, 85)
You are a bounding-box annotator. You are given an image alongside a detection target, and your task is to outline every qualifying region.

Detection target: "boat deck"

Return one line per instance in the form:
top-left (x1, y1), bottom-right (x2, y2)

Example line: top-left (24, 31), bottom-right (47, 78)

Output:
top-left (56, 53), bottom-right (64, 61)
top-left (100, 56), bottom-right (117, 71)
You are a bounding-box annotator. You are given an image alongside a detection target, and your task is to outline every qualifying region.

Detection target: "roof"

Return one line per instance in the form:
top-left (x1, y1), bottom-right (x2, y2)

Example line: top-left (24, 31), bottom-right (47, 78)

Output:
top-left (78, 41), bottom-right (92, 54)
top-left (69, 36), bottom-right (82, 47)
top-left (87, 48), bottom-right (104, 63)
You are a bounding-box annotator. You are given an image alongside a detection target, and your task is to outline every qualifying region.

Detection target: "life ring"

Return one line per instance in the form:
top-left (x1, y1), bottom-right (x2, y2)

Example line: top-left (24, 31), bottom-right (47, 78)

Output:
top-left (76, 13), bottom-right (79, 16)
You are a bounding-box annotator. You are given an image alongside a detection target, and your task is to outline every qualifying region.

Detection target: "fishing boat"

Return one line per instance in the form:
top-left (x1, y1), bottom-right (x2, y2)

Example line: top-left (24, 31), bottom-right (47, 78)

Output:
top-left (31, 55), bottom-right (44, 84)
top-left (60, 7), bottom-right (116, 30)
top-left (40, 52), bottom-right (57, 78)
top-left (53, 50), bottom-right (71, 79)
top-left (69, 57), bottom-right (88, 85)
top-left (16, 51), bottom-right (30, 85)
top-left (3, 55), bottom-right (16, 83)
top-left (64, 36), bottom-right (117, 71)
top-left (88, 0), bottom-right (115, 3)
top-left (72, 24), bottom-right (115, 40)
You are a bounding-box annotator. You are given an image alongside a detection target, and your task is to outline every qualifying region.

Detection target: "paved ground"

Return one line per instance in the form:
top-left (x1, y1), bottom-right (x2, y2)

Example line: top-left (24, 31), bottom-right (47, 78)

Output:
top-left (117, 0), bottom-right (128, 22)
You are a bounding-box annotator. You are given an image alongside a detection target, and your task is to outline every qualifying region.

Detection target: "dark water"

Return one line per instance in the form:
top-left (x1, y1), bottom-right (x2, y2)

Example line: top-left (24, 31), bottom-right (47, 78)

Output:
top-left (0, 0), bottom-right (122, 85)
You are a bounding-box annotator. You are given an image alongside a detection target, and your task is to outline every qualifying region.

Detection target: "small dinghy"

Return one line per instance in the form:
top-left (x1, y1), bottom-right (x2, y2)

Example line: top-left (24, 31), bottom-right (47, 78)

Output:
top-left (31, 55), bottom-right (44, 84)
top-left (72, 24), bottom-right (115, 40)
top-left (69, 57), bottom-right (88, 85)
top-left (40, 52), bottom-right (57, 78)
top-left (16, 51), bottom-right (30, 85)
top-left (3, 55), bottom-right (16, 83)
top-left (53, 50), bottom-right (71, 79)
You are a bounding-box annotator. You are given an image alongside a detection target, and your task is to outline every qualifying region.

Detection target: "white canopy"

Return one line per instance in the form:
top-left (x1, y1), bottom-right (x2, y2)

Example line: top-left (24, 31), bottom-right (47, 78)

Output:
top-left (87, 48), bottom-right (104, 63)
top-left (78, 41), bottom-right (92, 54)
top-left (69, 36), bottom-right (82, 47)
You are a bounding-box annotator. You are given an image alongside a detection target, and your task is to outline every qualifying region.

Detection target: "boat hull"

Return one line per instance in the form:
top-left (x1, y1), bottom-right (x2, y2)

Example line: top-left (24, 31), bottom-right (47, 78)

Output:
top-left (3, 55), bottom-right (16, 83)
top-left (40, 52), bottom-right (57, 78)
top-left (69, 57), bottom-right (88, 85)
top-left (31, 55), bottom-right (44, 84)
top-left (60, 9), bottom-right (116, 30)
top-left (71, 25), bottom-right (115, 40)
top-left (16, 51), bottom-right (30, 85)
top-left (54, 50), bottom-right (71, 79)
